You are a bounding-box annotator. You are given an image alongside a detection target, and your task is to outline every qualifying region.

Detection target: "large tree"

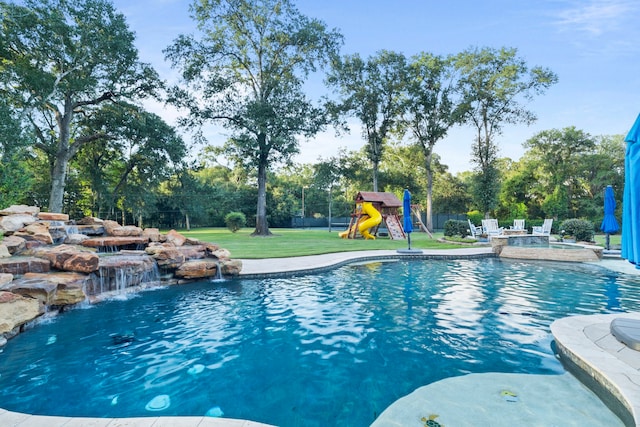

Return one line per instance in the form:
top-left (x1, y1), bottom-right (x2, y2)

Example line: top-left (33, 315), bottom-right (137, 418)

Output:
top-left (524, 127), bottom-right (597, 219)
top-left (401, 52), bottom-right (459, 231)
top-left (165, 0), bottom-right (342, 236)
top-left (73, 104), bottom-right (187, 220)
top-left (327, 50), bottom-right (407, 192)
top-left (0, 0), bottom-right (161, 213)
top-left (454, 47), bottom-right (557, 216)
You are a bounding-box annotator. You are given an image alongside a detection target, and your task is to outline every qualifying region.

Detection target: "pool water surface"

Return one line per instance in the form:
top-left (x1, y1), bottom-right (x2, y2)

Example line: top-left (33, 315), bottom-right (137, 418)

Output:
top-left (1, 258), bottom-right (639, 426)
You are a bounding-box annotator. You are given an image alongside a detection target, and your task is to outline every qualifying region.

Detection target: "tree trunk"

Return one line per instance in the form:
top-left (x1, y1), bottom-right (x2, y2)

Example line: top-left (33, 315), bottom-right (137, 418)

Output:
top-left (185, 213), bottom-right (191, 231)
top-left (252, 158), bottom-right (272, 236)
top-left (425, 151), bottom-right (433, 232)
top-left (372, 160), bottom-right (379, 192)
top-left (328, 186), bottom-right (333, 233)
top-left (49, 153), bottom-right (69, 213)
top-left (48, 100), bottom-right (74, 213)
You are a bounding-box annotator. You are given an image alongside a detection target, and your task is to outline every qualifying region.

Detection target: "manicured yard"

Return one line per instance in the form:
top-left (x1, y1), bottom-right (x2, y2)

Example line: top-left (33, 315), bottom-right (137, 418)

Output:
top-left (178, 228), bottom-right (460, 258)
top-left (176, 227), bottom-right (621, 259)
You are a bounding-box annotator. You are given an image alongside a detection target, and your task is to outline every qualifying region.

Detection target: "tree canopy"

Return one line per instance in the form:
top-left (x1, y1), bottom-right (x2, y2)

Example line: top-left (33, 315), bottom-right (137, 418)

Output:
top-left (0, 0), bottom-right (162, 213)
top-left (327, 50), bottom-right (407, 192)
top-left (454, 46), bottom-right (558, 216)
top-left (165, 0), bottom-right (343, 236)
top-left (401, 52), bottom-right (459, 230)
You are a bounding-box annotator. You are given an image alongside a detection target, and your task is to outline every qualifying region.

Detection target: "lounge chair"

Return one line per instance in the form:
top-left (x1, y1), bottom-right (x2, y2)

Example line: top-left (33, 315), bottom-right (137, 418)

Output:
top-left (467, 219), bottom-right (483, 239)
top-left (482, 219), bottom-right (504, 236)
top-left (512, 219), bottom-right (525, 230)
top-left (532, 218), bottom-right (553, 236)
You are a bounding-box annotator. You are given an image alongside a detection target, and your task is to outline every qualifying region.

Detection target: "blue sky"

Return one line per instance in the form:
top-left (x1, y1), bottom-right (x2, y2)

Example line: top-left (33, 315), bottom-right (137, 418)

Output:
top-left (113, 0), bottom-right (640, 173)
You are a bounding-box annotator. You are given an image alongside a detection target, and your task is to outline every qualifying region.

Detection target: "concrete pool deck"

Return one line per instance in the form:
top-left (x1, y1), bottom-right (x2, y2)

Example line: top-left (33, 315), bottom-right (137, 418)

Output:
top-left (2, 248), bottom-right (640, 426)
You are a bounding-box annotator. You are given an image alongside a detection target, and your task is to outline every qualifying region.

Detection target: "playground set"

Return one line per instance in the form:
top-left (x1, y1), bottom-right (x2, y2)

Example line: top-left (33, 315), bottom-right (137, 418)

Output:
top-left (339, 191), bottom-right (409, 240)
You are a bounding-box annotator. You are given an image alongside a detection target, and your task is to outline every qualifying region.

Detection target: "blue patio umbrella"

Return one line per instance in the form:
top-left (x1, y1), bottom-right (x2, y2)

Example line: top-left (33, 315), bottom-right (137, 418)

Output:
top-left (622, 114), bottom-right (640, 266)
top-left (601, 185), bottom-right (619, 250)
top-left (403, 189), bottom-right (413, 250)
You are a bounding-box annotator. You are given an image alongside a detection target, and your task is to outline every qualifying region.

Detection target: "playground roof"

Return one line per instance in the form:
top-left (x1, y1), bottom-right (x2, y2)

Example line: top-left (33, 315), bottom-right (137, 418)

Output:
top-left (355, 191), bottom-right (402, 207)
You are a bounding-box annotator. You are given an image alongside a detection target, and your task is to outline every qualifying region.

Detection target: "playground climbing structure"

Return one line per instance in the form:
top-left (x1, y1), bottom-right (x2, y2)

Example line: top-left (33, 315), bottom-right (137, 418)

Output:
top-left (339, 191), bottom-right (406, 240)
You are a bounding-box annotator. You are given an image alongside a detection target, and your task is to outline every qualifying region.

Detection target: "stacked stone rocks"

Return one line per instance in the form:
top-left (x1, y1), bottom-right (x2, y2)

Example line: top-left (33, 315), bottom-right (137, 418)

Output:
top-left (0, 205), bottom-right (242, 344)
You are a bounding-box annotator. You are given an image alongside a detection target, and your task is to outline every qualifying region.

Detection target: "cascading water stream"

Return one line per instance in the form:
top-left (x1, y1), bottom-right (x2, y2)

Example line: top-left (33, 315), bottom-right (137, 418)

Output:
top-left (91, 253), bottom-right (161, 296)
top-left (211, 260), bottom-right (224, 282)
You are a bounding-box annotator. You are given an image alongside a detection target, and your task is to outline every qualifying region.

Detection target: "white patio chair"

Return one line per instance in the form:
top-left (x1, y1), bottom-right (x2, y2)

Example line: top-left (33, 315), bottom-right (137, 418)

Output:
top-left (482, 219), bottom-right (504, 236)
top-left (467, 219), bottom-right (483, 239)
top-left (512, 219), bottom-right (525, 230)
top-left (532, 218), bottom-right (553, 236)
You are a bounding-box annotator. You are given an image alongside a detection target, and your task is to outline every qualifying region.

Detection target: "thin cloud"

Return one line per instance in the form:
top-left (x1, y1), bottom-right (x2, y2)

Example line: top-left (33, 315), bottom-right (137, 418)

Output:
top-left (555, 0), bottom-right (637, 36)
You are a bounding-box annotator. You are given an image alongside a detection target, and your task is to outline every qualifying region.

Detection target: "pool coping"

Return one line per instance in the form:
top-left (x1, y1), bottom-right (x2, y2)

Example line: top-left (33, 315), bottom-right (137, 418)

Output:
top-left (2, 247), bottom-right (639, 427)
top-left (551, 313), bottom-right (640, 427)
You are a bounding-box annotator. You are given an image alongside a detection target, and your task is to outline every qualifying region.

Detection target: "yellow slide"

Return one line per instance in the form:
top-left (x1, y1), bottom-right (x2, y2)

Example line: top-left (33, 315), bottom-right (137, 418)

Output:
top-left (339, 202), bottom-right (382, 239)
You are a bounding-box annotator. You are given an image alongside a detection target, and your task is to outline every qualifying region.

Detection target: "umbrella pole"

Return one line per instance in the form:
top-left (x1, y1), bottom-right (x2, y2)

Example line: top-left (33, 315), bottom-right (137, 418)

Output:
top-left (407, 234), bottom-right (411, 250)
top-left (606, 233), bottom-right (610, 250)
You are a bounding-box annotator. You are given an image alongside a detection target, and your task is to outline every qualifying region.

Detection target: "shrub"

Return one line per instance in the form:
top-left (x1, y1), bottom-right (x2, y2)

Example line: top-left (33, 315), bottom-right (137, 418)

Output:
top-left (559, 218), bottom-right (594, 242)
top-left (467, 210), bottom-right (483, 226)
top-left (224, 212), bottom-right (246, 233)
top-left (444, 219), bottom-right (470, 238)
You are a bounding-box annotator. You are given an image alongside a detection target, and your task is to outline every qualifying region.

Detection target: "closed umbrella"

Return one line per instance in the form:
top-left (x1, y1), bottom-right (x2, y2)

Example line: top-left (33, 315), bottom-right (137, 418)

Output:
top-left (622, 114), bottom-right (640, 266)
top-left (601, 185), bottom-right (619, 250)
top-left (397, 189), bottom-right (421, 253)
top-left (403, 189), bottom-right (413, 249)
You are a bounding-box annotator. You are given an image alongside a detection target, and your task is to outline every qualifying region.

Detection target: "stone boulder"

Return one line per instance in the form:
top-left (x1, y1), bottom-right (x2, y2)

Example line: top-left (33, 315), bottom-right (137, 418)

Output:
top-left (0, 291), bottom-right (43, 335)
top-left (142, 227), bottom-right (162, 242)
top-left (174, 259), bottom-right (221, 279)
top-left (1, 235), bottom-right (26, 255)
top-left (0, 214), bottom-right (37, 232)
top-left (221, 259), bottom-right (242, 276)
top-left (1, 278), bottom-right (58, 305)
top-left (0, 205), bottom-right (40, 216)
top-left (186, 239), bottom-right (221, 254)
top-left (0, 257), bottom-right (50, 275)
top-left (165, 229), bottom-right (187, 247)
top-left (81, 236), bottom-right (149, 249)
top-left (64, 233), bottom-right (90, 245)
top-left (211, 248), bottom-right (231, 260)
top-left (144, 243), bottom-right (211, 269)
top-left (32, 244), bottom-right (99, 274)
top-left (13, 222), bottom-right (53, 245)
top-left (145, 244), bottom-right (186, 269)
top-left (201, 241), bottom-right (221, 253)
top-left (175, 245), bottom-right (206, 260)
top-left (37, 212), bottom-right (69, 221)
top-left (110, 225), bottom-right (143, 237)
top-left (0, 244), bottom-right (9, 259)
top-left (101, 220), bottom-right (143, 237)
top-left (23, 272), bottom-right (89, 306)
top-left (76, 216), bottom-right (104, 225)
top-left (74, 224), bottom-right (105, 236)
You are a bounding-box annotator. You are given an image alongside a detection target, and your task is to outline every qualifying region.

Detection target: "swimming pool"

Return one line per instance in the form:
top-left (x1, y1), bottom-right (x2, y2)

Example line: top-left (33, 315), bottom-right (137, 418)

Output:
top-left (0, 258), bottom-right (638, 426)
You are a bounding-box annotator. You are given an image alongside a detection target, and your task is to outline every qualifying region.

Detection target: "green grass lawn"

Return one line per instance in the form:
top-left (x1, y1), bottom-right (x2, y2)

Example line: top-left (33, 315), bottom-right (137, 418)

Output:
top-left (175, 227), bottom-right (622, 258)
top-left (178, 228), bottom-right (461, 258)
top-left (593, 233), bottom-right (621, 248)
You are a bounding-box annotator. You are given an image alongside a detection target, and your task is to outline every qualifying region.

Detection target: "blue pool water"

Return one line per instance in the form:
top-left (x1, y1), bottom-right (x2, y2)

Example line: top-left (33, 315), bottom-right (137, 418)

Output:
top-left (1, 258), bottom-right (639, 426)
